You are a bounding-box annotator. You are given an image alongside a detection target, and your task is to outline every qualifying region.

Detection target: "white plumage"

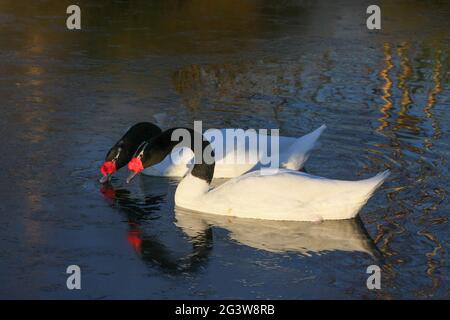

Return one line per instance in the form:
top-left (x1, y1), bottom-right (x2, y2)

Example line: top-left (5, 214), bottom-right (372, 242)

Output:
top-left (142, 125), bottom-right (326, 178)
top-left (175, 169), bottom-right (390, 222)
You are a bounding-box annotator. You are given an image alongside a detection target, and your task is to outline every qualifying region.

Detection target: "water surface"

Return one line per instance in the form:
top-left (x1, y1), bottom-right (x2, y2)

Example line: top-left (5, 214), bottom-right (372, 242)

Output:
top-left (0, 0), bottom-right (448, 299)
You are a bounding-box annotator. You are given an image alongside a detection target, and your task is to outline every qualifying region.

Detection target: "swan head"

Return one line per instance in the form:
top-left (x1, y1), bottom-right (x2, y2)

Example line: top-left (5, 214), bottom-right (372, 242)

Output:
top-left (99, 144), bottom-right (128, 184)
top-left (126, 136), bottom-right (172, 183)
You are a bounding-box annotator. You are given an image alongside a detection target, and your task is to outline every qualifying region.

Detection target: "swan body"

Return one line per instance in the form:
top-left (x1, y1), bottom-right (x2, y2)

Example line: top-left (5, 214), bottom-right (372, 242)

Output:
top-left (142, 125), bottom-right (326, 178)
top-left (174, 169), bottom-right (390, 222)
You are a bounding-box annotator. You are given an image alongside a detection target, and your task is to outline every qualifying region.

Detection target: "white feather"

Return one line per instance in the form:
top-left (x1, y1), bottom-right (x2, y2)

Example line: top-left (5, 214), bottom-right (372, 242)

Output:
top-left (142, 125), bottom-right (326, 178)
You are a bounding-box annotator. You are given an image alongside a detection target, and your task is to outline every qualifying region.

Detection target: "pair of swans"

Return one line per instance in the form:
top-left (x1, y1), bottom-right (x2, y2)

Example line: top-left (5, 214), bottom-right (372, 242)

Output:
top-left (100, 122), bottom-right (324, 181)
top-left (100, 123), bottom-right (389, 222)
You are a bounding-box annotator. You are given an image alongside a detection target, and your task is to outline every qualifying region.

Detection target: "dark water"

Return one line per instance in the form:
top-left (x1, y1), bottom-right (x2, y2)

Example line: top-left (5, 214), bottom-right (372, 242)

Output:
top-left (0, 0), bottom-right (448, 299)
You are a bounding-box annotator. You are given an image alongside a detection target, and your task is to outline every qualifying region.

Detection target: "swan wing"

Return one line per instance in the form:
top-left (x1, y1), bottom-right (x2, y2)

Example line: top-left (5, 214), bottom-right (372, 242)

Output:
top-left (281, 124), bottom-right (326, 170)
top-left (201, 169), bottom-right (390, 221)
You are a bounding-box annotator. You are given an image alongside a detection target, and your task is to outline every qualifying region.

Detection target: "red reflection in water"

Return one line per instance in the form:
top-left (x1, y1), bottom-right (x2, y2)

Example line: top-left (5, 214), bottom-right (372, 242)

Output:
top-left (127, 228), bottom-right (142, 253)
top-left (100, 185), bottom-right (116, 200)
top-left (99, 185), bottom-right (143, 253)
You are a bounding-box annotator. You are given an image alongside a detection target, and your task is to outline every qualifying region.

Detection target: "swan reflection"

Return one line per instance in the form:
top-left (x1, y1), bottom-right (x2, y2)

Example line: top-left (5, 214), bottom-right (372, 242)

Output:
top-left (175, 208), bottom-right (381, 257)
top-left (100, 178), bottom-right (381, 275)
top-left (100, 179), bottom-right (213, 274)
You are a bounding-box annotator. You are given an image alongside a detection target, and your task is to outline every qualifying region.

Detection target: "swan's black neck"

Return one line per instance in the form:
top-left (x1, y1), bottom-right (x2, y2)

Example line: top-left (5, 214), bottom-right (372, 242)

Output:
top-left (144, 127), bottom-right (215, 184)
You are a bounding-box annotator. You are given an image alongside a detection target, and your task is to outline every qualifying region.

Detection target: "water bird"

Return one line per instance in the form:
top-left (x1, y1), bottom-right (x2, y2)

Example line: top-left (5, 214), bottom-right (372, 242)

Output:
top-left (135, 125), bottom-right (326, 178)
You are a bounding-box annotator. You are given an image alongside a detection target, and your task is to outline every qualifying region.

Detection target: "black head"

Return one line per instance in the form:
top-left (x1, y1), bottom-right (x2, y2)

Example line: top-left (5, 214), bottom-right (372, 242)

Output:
top-left (100, 122), bottom-right (162, 184)
top-left (106, 141), bottom-right (131, 167)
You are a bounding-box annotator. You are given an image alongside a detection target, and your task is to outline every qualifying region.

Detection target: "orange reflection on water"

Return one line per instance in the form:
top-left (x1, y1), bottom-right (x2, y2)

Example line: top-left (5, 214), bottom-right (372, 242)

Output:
top-left (423, 48), bottom-right (443, 148)
top-left (395, 42), bottom-right (421, 135)
top-left (377, 43), bottom-right (394, 132)
top-left (416, 229), bottom-right (444, 297)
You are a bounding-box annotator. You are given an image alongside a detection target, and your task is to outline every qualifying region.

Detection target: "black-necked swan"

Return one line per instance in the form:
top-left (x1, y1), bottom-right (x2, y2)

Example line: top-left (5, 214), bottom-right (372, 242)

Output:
top-left (101, 123), bottom-right (325, 183)
top-left (141, 125), bottom-right (326, 178)
top-left (126, 128), bottom-right (390, 222)
top-left (100, 122), bottom-right (162, 183)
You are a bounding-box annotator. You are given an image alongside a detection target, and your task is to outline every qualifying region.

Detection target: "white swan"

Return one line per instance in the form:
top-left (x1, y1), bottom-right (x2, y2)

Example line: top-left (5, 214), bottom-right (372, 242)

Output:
top-left (141, 125), bottom-right (326, 178)
top-left (127, 128), bottom-right (390, 222)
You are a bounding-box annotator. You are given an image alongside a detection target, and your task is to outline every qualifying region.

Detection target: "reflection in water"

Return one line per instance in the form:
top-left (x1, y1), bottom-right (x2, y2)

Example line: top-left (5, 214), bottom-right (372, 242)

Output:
top-left (424, 48), bottom-right (443, 147)
top-left (100, 180), bottom-right (382, 276)
top-left (417, 47), bottom-right (445, 298)
top-left (175, 208), bottom-right (382, 258)
top-left (100, 183), bottom-right (213, 274)
top-left (417, 229), bottom-right (444, 297)
top-left (372, 40), bottom-right (448, 298)
top-left (396, 42), bottom-right (420, 135)
top-left (377, 42), bottom-right (394, 133)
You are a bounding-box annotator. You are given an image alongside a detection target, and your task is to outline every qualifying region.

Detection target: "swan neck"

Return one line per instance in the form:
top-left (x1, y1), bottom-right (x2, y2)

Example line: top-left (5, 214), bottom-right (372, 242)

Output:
top-left (167, 127), bottom-right (215, 184)
top-left (175, 173), bottom-right (210, 202)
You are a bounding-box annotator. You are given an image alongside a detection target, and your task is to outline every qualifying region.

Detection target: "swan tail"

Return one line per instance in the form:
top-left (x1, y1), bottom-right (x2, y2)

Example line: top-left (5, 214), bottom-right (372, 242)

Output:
top-left (363, 170), bottom-right (390, 194)
top-left (283, 124), bottom-right (326, 170)
top-left (346, 170), bottom-right (391, 219)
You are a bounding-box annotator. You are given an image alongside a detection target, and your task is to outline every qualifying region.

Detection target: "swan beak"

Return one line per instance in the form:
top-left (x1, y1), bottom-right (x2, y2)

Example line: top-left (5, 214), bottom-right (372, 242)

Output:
top-left (99, 174), bottom-right (111, 184)
top-left (126, 171), bottom-right (140, 184)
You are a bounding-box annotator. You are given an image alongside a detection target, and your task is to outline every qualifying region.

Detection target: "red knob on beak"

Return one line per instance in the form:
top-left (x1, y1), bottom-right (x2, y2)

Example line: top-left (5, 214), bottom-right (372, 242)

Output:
top-left (128, 157), bottom-right (144, 172)
top-left (126, 157), bottom-right (144, 183)
top-left (100, 161), bottom-right (117, 175)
